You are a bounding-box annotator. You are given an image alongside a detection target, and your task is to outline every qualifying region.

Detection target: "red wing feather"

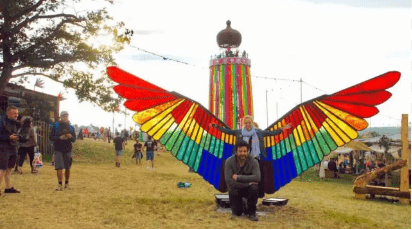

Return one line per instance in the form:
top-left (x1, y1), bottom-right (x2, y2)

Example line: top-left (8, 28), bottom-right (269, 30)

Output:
top-left (333, 71), bottom-right (400, 96)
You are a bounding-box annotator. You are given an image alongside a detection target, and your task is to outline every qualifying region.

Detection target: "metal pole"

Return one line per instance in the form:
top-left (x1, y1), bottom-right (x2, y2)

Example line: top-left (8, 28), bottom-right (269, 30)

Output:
top-left (300, 78), bottom-right (302, 103)
top-left (276, 102), bottom-right (278, 120)
top-left (266, 89), bottom-right (268, 127)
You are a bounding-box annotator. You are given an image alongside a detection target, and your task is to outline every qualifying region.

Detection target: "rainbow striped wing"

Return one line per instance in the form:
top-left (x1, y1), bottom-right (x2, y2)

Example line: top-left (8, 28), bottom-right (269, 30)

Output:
top-left (107, 66), bottom-right (235, 192)
top-left (261, 71), bottom-right (401, 194)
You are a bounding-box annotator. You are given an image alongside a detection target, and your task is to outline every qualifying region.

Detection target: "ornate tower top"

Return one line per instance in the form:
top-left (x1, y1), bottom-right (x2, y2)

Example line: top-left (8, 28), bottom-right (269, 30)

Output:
top-left (216, 20), bottom-right (242, 48)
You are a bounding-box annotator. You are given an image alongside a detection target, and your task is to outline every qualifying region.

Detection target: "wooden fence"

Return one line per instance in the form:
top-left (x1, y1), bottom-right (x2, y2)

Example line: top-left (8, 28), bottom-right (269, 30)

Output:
top-left (33, 120), bottom-right (54, 156)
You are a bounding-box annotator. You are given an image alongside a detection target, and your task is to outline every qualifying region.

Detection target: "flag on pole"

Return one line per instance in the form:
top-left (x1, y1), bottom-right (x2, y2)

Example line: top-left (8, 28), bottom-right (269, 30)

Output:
top-left (57, 91), bottom-right (66, 101)
top-left (114, 105), bottom-right (120, 112)
top-left (114, 98), bottom-right (120, 112)
top-left (34, 78), bottom-right (44, 88)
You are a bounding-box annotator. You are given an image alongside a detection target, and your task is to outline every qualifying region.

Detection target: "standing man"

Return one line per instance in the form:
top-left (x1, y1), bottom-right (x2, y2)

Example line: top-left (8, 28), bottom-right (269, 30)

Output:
top-left (144, 137), bottom-right (157, 170)
top-left (224, 140), bottom-right (260, 221)
top-left (327, 158), bottom-right (339, 178)
top-left (0, 106), bottom-right (21, 194)
top-left (113, 132), bottom-right (125, 167)
top-left (51, 111), bottom-right (76, 191)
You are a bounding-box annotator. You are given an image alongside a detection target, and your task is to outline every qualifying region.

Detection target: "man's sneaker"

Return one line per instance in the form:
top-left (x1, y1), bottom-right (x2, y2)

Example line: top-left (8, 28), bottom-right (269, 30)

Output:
top-left (64, 183), bottom-right (70, 190)
top-left (50, 162), bottom-right (54, 166)
top-left (55, 185), bottom-right (63, 191)
top-left (249, 214), bottom-right (258, 221)
top-left (4, 187), bottom-right (20, 193)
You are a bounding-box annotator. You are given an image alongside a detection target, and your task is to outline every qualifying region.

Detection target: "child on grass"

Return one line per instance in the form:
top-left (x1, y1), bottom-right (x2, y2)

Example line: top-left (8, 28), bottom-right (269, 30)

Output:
top-left (133, 141), bottom-right (143, 165)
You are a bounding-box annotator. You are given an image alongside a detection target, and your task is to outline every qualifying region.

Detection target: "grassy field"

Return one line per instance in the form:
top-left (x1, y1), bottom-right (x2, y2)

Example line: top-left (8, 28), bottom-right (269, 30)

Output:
top-left (0, 138), bottom-right (410, 228)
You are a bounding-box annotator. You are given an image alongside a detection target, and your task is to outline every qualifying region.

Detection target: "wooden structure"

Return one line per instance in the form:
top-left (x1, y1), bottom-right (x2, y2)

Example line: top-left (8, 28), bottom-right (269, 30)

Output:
top-left (0, 83), bottom-right (60, 156)
top-left (33, 120), bottom-right (54, 156)
top-left (209, 20), bottom-right (253, 129)
top-left (353, 114), bottom-right (411, 203)
top-left (0, 83), bottom-right (60, 121)
top-left (399, 114), bottom-right (410, 204)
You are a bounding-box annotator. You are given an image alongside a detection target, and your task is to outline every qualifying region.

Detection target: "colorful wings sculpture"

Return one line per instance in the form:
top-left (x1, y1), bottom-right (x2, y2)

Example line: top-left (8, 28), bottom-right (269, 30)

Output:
top-left (107, 66), bottom-right (400, 194)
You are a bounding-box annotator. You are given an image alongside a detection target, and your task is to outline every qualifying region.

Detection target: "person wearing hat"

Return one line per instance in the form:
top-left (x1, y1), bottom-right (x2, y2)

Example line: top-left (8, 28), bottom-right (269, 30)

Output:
top-left (51, 111), bottom-right (76, 191)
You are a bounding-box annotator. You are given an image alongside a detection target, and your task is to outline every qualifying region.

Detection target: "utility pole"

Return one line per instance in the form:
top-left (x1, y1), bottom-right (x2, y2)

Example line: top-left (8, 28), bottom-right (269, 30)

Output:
top-left (300, 78), bottom-right (303, 103)
top-left (299, 77), bottom-right (303, 180)
top-left (266, 89), bottom-right (269, 127)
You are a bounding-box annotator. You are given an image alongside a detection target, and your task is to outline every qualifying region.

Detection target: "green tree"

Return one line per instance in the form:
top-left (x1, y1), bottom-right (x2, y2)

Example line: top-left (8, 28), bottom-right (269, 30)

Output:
top-left (0, 0), bottom-right (132, 111)
top-left (25, 95), bottom-right (56, 123)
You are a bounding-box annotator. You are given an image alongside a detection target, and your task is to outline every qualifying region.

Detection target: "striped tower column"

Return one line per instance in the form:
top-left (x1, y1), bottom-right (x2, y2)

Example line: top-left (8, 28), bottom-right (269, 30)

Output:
top-left (209, 57), bottom-right (253, 129)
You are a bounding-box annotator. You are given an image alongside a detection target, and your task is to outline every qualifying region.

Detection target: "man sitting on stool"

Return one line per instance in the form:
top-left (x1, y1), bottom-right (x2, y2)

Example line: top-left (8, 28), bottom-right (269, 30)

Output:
top-left (224, 140), bottom-right (260, 221)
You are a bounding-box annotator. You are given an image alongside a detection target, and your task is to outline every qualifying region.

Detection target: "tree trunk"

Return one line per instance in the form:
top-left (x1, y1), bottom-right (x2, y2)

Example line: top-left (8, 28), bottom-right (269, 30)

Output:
top-left (354, 159), bottom-right (407, 187)
top-left (354, 186), bottom-right (410, 199)
top-left (0, 67), bottom-right (12, 94)
top-left (0, 0), bottom-right (13, 95)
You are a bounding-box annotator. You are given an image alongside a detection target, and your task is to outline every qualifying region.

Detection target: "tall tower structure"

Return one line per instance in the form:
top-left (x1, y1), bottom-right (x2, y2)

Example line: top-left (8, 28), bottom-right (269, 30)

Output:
top-left (209, 20), bottom-right (253, 129)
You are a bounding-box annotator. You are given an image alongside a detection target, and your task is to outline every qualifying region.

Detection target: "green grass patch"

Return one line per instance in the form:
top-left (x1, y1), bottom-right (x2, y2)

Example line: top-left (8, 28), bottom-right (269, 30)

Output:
top-left (1, 139), bottom-right (410, 228)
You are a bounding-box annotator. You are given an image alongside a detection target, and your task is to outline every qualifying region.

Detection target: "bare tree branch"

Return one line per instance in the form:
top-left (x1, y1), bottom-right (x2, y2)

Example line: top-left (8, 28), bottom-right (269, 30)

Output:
top-left (12, 72), bottom-right (56, 79)
top-left (12, 13), bottom-right (79, 34)
top-left (11, 72), bottom-right (71, 88)
top-left (12, 18), bottom-right (85, 62)
top-left (9, 0), bottom-right (46, 21)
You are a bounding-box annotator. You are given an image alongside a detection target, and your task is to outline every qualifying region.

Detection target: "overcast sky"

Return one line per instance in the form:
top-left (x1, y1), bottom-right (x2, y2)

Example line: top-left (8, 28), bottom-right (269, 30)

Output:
top-left (29, 0), bottom-right (411, 131)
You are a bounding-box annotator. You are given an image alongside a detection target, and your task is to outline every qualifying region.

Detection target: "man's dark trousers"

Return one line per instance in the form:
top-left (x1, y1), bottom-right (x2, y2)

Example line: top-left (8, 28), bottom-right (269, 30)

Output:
top-left (229, 184), bottom-right (259, 216)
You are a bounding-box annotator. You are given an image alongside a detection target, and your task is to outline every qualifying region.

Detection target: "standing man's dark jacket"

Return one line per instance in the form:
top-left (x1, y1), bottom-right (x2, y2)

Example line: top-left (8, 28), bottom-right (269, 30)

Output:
top-left (0, 116), bottom-right (21, 150)
top-left (224, 154), bottom-right (261, 191)
top-left (328, 160), bottom-right (338, 172)
top-left (51, 122), bottom-right (76, 153)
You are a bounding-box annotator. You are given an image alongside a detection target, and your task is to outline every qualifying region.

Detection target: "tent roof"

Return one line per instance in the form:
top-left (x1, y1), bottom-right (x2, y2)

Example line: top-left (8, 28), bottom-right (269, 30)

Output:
top-left (331, 141), bottom-right (372, 154)
top-left (368, 144), bottom-right (402, 158)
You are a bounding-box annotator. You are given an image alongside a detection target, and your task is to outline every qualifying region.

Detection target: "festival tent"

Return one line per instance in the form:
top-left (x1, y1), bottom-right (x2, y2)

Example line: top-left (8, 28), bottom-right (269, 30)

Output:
top-left (367, 144), bottom-right (403, 159)
top-left (331, 141), bottom-right (372, 155)
top-left (356, 132), bottom-right (410, 159)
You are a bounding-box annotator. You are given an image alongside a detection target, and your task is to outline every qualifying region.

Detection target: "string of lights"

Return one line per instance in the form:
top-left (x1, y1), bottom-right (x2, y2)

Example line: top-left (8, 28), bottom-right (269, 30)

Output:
top-left (302, 81), bottom-right (329, 94)
top-left (376, 114), bottom-right (412, 125)
top-left (129, 45), bottom-right (199, 68)
top-left (251, 75), bottom-right (300, 82)
top-left (126, 45), bottom-right (409, 125)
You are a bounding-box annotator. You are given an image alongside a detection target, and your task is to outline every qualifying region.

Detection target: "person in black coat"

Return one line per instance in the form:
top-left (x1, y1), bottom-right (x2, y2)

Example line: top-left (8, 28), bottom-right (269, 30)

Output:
top-left (0, 106), bottom-right (22, 194)
top-left (328, 158), bottom-right (339, 178)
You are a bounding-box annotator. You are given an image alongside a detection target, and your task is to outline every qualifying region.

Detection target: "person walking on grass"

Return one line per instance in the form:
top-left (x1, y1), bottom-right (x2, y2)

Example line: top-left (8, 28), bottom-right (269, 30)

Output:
top-left (0, 106), bottom-right (22, 195)
top-left (16, 118), bottom-right (38, 174)
top-left (51, 111), bottom-right (76, 191)
top-left (132, 140), bottom-right (143, 165)
top-left (113, 132), bottom-right (125, 167)
top-left (144, 137), bottom-right (157, 170)
top-left (13, 114), bottom-right (23, 173)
